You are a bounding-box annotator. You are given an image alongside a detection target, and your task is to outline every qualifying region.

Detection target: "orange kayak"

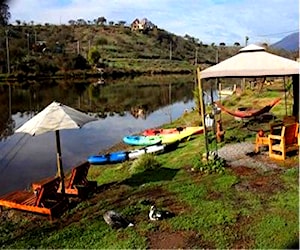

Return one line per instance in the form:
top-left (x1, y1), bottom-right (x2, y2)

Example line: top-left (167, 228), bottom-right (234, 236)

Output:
top-left (142, 126), bottom-right (203, 136)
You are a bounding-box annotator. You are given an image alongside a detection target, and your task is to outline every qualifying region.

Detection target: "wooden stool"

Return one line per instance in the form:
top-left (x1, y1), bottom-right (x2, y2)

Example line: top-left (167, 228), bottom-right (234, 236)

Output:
top-left (255, 130), bottom-right (269, 153)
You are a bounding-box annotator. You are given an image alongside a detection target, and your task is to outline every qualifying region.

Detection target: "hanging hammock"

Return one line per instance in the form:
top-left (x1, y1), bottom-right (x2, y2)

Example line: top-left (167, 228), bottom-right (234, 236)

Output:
top-left (214, 97), bottom-right (281, 119)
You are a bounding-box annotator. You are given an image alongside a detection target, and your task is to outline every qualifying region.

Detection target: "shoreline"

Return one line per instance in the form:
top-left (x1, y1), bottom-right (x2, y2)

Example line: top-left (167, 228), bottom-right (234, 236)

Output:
top-left (96, 109), bottom-right (198, 156)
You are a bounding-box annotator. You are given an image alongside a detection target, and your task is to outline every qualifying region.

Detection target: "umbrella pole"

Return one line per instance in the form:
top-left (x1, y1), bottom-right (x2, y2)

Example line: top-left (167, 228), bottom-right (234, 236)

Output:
top-left (55, 130), bottom-right (65, 196)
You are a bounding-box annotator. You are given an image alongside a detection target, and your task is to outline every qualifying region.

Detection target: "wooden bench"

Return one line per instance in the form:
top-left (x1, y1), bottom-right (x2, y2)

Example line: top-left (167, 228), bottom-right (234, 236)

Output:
top-left (0, 177), bottom-right (68, 220)
top-left (64, 161), bottom-right (97, 197)
top-left (269, 123), bottom-right (299, 160)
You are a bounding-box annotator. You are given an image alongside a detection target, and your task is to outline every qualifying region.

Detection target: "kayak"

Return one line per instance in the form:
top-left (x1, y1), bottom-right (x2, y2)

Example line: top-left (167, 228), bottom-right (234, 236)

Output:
top-left (88, 151), bottom-right (128, 165)
top-left (142, 126), bottom-right (204, 136)
top-left (156, 126), bottom-right (204, 144)
top-left (123, 135), bottom-right (162, 146)
top-left (142, 127), bottom-right (183, 136)
top-left (128, 144), bottom-right (165, 159)
top-left (128, 140), bottom-right (180, 159)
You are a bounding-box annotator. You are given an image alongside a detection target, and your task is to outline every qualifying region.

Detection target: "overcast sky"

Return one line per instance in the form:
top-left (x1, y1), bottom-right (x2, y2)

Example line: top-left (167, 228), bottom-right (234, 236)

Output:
top-left (8, 0), bottom-right (299, 45)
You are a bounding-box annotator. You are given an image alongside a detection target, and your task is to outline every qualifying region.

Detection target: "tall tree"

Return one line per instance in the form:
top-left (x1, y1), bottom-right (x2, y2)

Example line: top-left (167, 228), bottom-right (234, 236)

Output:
top-left (97, 16), bottom-right (106, 25)
top-left (0, 2), bottom-right (10, 26)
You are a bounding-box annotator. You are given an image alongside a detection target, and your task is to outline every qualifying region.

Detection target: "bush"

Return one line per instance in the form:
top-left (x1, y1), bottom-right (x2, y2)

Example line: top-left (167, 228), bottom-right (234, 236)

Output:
top-left (130, 154), bottom-right (161, 174)
top-left (193, 151), bottom-right (226, 174)
top-left (95, 37), bottom-right (108, 46)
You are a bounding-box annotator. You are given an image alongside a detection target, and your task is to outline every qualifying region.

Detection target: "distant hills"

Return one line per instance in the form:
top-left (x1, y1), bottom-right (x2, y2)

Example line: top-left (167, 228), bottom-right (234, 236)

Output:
top-left (271, 32), bottom-right (299, 51)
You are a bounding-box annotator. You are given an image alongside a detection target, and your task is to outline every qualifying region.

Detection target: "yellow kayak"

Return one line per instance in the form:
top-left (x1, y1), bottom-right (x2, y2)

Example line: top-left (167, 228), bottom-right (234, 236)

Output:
top-left (157, 126), bottom-right (204, 144)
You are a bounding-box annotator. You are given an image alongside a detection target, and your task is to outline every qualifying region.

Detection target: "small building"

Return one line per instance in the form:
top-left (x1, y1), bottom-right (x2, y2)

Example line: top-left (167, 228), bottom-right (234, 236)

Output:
top-left (131, 18), bottom-right (140, 31)
top-left (32, 41), bottom-right (47, 53)
top-left (131, 18), bottom-right (156, 32)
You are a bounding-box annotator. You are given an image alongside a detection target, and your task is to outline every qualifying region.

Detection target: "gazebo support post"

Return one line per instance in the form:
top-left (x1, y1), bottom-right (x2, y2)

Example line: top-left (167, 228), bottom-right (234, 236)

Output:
top-left (292, 75), bottom-right (299, 121)
top-left (197, 67), bottom-right (209, 160)
top-left (210, 85), bottom-right (217, 152)
top-left (283, 77), bottom-right (288, 116)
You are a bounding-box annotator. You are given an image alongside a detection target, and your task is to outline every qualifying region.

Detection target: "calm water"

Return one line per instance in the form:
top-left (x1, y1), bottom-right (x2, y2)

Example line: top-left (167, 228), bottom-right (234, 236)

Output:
top-left (0, 75), bottom-right (200, 195)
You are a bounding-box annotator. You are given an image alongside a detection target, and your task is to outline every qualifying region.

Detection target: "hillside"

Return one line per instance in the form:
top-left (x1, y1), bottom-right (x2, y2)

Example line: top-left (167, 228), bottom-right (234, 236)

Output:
top-left (0, 23), bottom-right (241, 78)
top-left (0, 23), bottom-right (298, 79)
top-left (271, 32), bottom-right (299, 52)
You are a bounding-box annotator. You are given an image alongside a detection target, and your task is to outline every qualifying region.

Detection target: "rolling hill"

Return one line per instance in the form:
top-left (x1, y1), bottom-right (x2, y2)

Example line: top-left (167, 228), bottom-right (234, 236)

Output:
top-left (271, 32), bottom-right (299, 52)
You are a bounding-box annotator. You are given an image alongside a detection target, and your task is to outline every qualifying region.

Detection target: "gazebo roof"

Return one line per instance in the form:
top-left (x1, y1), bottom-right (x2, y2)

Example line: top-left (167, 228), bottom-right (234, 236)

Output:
top-left (200, 44), bottom-right (300, 79)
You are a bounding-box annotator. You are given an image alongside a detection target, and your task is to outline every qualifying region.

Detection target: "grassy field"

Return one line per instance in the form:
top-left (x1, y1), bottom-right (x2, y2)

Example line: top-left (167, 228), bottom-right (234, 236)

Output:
top-left (0, 81), bottom-right (298, 249)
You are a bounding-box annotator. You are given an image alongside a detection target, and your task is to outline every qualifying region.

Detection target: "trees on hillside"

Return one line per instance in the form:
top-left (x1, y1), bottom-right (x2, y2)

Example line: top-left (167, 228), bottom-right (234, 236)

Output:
top-left (96, 17), bottom-right (107, 25)
top-left (0, 2), bottom-right (10, 26)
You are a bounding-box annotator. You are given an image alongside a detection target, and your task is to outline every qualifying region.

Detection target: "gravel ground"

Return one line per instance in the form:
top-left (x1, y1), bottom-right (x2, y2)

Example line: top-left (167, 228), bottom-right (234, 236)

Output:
top-left (218, 142), bottom-right (254, 161)
top-left (217, 141), bottom-right (282, 172)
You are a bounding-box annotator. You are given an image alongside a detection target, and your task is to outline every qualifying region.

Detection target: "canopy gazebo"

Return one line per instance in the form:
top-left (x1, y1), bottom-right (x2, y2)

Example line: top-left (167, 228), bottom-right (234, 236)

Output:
top-left (197, 44), bottom-right (299, 157)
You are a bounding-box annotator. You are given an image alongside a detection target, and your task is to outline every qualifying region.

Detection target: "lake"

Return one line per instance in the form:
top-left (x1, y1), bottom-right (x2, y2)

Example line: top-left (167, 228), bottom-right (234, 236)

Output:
top-left (0, 75), bottom-right (202, 195)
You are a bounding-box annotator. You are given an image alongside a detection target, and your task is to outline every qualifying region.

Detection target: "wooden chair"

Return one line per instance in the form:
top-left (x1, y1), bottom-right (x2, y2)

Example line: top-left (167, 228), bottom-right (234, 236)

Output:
top-left (32, 162), bottom-right (97, 198)
top-left (0, 177), bottom-right (68, 220)
top-left (268, 123), bottom-right (299, 160)
top-left (63, 161), bottom-right (97, 197)
top-left (283, 115), bottom-right (297, 125)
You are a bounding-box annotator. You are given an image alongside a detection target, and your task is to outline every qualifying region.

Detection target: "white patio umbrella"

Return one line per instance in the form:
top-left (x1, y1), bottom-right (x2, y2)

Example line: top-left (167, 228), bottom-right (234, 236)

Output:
top-left (15, 101), bottom-right (97, 195)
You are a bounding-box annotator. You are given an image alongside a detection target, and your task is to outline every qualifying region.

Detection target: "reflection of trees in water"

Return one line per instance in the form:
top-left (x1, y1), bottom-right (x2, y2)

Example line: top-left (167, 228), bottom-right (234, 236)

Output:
top-left (0, 118), bottom-right (15, 141)
top-left (0, 83), bottom-right (15, 141)
top-left (130, 106), bottom-right (148, 119)
top-left (0, 76), bottom-right (194, 136)
top-left (86, 76), bottom-right (194, 118)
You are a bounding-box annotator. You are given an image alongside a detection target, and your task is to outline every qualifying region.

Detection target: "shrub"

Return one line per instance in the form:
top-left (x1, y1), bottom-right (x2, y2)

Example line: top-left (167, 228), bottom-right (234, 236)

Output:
top-left (95, 37), bottom-right (108, 46)
top-left (130, 154), bottom-right (161, 174)
top-left (193, 151), bottom-right (226, 174)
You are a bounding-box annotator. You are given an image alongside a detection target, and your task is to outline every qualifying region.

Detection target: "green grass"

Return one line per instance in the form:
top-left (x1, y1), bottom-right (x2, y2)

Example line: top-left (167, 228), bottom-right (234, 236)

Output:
top-left (107, 58), bottom-right (195, 72)
top-left (89, 163), bottom-right (131, 184)
top-left (250, 213), bottom-right (298, 249)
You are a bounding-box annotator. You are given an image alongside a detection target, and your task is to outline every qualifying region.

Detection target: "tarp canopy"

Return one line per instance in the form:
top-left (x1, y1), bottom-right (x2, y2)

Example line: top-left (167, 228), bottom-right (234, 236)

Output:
top-left (200, 44), bottom-right (299, 79)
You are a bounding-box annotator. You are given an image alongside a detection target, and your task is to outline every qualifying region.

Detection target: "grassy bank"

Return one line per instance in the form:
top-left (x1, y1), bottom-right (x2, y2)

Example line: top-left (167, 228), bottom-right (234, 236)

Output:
top-left (0, 59), bottom-right (195, 82)
top-left (0, 82), bottom-right (298, 249)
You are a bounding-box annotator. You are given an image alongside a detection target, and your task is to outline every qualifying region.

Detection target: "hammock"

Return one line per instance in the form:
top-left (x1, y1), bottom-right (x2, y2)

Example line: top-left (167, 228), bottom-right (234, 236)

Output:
top-left (214, 98), bottom-right (281, 119)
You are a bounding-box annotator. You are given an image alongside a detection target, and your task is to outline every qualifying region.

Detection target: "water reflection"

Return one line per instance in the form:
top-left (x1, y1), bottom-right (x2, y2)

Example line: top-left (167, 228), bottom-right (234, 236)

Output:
top-left (130, 106), bottom-right (147, 119)
top-left (0, 83), bottom-right (15, 140)
top-left (0, 75), bottom-right (196, 195)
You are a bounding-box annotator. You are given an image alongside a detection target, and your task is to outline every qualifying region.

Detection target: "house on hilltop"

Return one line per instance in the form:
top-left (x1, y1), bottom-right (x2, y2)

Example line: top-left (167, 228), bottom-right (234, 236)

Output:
top-left (131, 18), bottom-right (156, 32)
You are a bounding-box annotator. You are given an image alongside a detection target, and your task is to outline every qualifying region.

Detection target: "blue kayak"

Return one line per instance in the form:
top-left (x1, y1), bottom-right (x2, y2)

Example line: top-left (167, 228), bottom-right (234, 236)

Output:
top-left (88, 151), bottom-right (128, 165)
top-left (123, 135), bottom-right (162, 146)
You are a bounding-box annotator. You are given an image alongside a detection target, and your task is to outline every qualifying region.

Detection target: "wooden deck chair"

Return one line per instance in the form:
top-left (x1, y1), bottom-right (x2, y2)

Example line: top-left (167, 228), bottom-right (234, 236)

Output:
top-left (0, 177), bottom-right (68, 220)
top-left (268, 123), bottom-right (299, 160)
top-left (64, 161), bottom-right (97, 197)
